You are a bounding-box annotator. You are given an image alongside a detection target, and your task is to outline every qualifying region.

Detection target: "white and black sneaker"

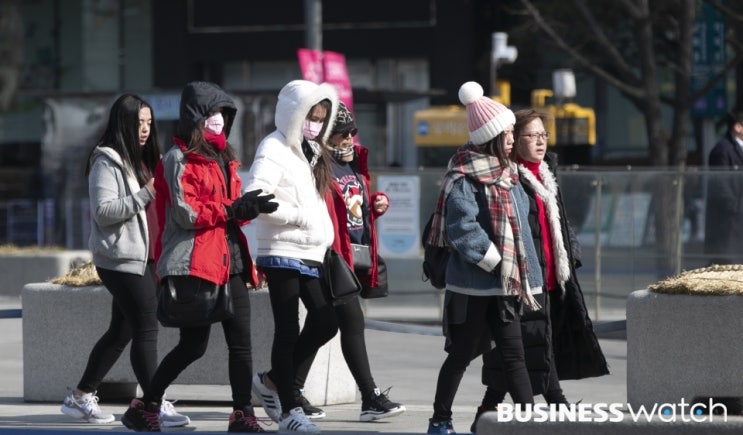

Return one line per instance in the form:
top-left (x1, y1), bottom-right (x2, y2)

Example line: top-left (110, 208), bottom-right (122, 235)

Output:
top-left (295, 390), bottom-right (326, 419)
top-left (359, 387), bottom-right (406, 422)
top-left (279, 407), bottom-right (320, 432)
top-left (252, 372), bottom-right (281, 423)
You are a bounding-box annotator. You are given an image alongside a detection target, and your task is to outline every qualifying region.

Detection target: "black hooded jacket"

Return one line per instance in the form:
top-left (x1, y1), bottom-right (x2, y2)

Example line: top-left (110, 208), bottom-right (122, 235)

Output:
top-left (176, 81), bottom-right (237, 140)
top-left (482, 152), bottom-right (609, 396)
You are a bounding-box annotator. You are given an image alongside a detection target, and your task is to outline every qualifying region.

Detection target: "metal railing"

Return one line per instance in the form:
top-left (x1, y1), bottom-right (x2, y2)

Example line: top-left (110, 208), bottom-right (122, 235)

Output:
top-left (2, 166), bottom-right (740, 322)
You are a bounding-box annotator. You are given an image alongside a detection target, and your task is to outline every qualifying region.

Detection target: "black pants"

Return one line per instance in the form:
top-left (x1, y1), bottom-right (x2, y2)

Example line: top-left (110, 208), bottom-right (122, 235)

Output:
top-left (77, 262), bottom-right (159, 394)
top-left (263, 268), bottom-right (339, 413)
top-left (432, 294), bottom-right (533, 421)
top-left (481, 352), bottom-right (565, 405)
top-left (481, 290), bottom-right (566, 405)
top-left (144, 274), bottom-right (253, 409)
top-left (294, 295), bottom-right (376, 398)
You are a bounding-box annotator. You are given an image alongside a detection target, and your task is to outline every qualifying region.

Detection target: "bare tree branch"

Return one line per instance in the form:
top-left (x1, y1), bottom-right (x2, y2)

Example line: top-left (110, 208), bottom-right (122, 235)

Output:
top-left (687, 44), bottom-right (743, 103)
top-left (518, 0), bottom-right (645, 100)
top-left (616, 0), bottom-right (645, 20)
top-left (572, 0), bottom-right (635, 77)
top-left (705, 0), bottom-right (743, 23)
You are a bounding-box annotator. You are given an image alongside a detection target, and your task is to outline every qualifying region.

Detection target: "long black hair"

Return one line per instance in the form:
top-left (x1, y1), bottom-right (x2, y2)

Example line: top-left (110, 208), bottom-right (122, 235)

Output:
top-left (85, 93), bottom-right (160, 186)
top-left (309, 99), bottom-right (334, 195)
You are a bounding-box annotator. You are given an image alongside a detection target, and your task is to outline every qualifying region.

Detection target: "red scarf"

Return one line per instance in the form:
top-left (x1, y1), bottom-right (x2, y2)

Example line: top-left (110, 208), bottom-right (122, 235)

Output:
top-left (519, 158), bottom-right (556, 291)
top-left (204, 131), bottom-right (226, 151)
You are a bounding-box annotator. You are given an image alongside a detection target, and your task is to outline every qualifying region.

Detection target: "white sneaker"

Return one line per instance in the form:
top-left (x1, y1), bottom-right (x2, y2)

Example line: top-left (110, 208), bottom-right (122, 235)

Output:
top-left (159, 399), bottom-right (190, 427)
top-left (60, 388), bottom-right (115, 424)
top-left (252, 372), bottom-right (282, 423)
top-left (279, 407), bottom-right (321, 432)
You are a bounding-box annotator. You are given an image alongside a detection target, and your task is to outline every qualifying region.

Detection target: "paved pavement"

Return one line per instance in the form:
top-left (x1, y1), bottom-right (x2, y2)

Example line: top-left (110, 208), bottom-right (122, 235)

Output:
top-left (0, 292), bottom-right (739, 434)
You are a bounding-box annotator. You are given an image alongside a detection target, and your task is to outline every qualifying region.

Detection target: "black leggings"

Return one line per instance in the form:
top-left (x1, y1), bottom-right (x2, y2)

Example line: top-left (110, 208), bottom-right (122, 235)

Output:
top-left (262, 267), bottom-right (338, 414)
top-left (144, 274), bottom-right (253, 409)
top-left (432, 295), bottom-right (533, 421)
top-left (294, 295), bottom-right (376, 397)
top-left (77, 263), bottom-right (159, 394)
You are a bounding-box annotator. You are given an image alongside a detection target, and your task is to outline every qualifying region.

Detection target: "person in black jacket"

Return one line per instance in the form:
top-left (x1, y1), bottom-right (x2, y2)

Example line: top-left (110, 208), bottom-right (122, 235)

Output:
top-left (470, 108), bottom-right (608, 433)
top-left (704, 110), bottom-right (743, 265)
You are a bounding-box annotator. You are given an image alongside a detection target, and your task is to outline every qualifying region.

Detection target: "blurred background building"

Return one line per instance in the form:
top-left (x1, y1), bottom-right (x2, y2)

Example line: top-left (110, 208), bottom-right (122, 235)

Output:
top-left (2, 1), bottom-right (742, 321)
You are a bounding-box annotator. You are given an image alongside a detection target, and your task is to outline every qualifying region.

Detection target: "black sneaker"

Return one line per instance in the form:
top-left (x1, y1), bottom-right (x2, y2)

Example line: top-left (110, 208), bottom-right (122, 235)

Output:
top-left (121, 398), bottom-right (161, 432)
top-left (359, 387), bottom-right (406, 422)
top-left (427, 418), bottom-right (455, 434)
top-left (470, 404), bottom-right (497, 433)
top-left (294, 390), bottom-right (326, 419)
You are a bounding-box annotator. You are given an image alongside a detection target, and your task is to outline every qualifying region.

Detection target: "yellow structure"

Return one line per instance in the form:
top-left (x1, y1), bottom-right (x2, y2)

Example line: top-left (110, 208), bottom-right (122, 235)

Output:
top-left (413, 81), bottom-right (595, 152)
top-left (413, 81), bottom-right (511, 147)
top-left (531, 89), bottom-right (596, 147)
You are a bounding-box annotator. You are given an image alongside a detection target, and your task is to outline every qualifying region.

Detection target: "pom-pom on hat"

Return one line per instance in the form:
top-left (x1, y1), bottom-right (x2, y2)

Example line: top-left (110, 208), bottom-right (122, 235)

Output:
top-left (458, 81), bottom-right (515, 145)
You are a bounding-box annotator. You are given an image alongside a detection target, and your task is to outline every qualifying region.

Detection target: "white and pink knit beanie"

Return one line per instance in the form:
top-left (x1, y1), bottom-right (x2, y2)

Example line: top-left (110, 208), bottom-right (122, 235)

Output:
top-left (458, 81), bottom-right (515, 145)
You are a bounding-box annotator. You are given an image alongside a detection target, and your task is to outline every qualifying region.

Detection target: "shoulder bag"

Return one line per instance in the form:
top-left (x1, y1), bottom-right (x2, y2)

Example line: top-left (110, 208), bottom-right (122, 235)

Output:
top-left (324, 249), bottom-right (362, 305)
top-left (157, 275), bottom-right (234, 328)
top-left (359, 254), bottom-right (389, 299)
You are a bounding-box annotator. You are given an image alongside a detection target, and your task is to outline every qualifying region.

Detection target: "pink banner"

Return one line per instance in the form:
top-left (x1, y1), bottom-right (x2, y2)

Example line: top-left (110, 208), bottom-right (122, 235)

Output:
top-left (297, 48), bottom-right (324, 84)
top-left (297, 48), bottom-right (355, 117)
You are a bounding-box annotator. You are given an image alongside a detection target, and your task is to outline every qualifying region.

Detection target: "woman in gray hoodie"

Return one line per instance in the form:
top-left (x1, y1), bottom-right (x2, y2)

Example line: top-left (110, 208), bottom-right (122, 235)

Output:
top-left (61, 94), bottom-right (188, 429)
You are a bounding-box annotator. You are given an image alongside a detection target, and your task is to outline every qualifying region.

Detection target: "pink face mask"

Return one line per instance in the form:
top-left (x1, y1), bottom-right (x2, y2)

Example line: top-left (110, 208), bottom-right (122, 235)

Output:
top-left (204, 113), bottom-right (225, 135)
top-left (302, 119), bottom-right (324, 140)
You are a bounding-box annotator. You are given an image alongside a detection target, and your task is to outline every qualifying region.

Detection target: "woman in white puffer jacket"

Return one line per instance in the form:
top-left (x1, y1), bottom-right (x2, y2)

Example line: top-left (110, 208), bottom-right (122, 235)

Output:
top-left (243, 79), bottom-right (339, 433)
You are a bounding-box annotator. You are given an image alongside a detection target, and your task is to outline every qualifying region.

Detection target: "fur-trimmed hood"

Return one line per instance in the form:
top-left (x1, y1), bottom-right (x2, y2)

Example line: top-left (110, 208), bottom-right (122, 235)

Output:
top-left (274, 80), bottom-right (338, 156)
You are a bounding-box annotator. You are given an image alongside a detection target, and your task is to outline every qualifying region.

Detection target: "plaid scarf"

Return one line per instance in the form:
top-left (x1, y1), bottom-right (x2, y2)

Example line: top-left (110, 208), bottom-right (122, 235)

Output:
top-left (428, 143), bottom-right (539, 310)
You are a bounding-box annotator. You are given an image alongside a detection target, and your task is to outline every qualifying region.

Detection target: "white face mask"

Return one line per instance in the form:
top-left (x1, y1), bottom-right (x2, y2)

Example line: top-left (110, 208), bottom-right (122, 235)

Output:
top-left (302, 120), bottom-right (324, 140)
top-left (204, 112), bottom-right (224, 135)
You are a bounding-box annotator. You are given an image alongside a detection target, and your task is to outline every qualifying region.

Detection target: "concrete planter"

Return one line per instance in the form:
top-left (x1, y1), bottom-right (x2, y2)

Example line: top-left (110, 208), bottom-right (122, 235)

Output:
top-left (627, 289), bottom-right (743, 408)
top-left (22, 283), bottom-right (355, 404)
top-left (0, 250), bottom-right (90, 298)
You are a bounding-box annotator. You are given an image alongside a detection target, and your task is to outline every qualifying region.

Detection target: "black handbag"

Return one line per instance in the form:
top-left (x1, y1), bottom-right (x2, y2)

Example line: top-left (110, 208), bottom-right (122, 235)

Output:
top-left (323, 249), bottom-right (362, 305)
top-left (157, 275), bottom-right (234, 328)
top-left (360, 254), bottom-right (389, 299)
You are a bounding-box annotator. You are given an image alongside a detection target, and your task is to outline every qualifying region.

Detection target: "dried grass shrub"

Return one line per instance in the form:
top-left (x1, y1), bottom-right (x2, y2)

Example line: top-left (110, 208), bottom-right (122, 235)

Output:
top-left (648, 264), bottom-right (743, 296)
top-left (50, 261), bottom-right (102, 287)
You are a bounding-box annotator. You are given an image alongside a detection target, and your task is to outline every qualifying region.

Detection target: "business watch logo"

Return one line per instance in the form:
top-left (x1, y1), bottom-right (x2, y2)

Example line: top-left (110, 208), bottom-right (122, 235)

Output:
top-left (495, 399), bottom-right (727, 423)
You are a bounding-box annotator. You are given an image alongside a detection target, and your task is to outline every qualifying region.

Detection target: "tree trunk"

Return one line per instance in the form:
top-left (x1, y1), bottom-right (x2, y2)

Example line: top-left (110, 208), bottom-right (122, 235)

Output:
top-left (0, 0), bottom-right (23, 111)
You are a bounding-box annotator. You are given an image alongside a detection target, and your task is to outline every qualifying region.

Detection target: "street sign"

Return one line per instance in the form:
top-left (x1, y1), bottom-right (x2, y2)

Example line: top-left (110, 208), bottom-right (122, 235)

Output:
top-left (691, 3), bottom-right (727, 118)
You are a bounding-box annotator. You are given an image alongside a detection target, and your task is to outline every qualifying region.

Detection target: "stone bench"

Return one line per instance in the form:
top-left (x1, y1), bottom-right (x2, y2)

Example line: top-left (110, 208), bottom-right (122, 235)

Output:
top-left (22, 283), bottom-right (355, 405)
top-left (0, 250), bottom-right (90, 298)
top-left (626, 289), bottom-right (743, 408)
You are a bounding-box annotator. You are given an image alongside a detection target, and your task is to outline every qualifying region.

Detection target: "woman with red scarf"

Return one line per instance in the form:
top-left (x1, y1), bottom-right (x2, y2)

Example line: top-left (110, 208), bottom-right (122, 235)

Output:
top-left (470, 108), bottom-right (608, 433)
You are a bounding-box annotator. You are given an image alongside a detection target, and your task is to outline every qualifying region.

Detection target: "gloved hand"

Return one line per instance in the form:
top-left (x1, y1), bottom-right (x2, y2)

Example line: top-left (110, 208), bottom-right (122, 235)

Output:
top-left (227, 189), bottom-right (278, 220)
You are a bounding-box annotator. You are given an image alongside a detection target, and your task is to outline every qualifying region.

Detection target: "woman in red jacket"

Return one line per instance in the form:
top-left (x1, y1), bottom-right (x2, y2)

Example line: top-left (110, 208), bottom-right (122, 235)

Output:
top-left (290, 102), bottom-right (406, 422)
top-left (121, 81), bottom-right (277, 433)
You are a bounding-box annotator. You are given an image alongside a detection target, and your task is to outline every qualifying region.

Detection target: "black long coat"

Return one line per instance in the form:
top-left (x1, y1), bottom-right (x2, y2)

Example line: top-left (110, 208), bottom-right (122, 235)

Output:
top-left (704, 132), bottom-right (743, 264)
top-left (482, 152), bottom-right (608, 395)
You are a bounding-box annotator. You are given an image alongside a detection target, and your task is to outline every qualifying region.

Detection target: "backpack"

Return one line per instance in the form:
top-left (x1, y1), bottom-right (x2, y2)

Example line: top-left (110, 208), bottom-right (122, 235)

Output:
top-left (421, 213), bottom-right (449, 289)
